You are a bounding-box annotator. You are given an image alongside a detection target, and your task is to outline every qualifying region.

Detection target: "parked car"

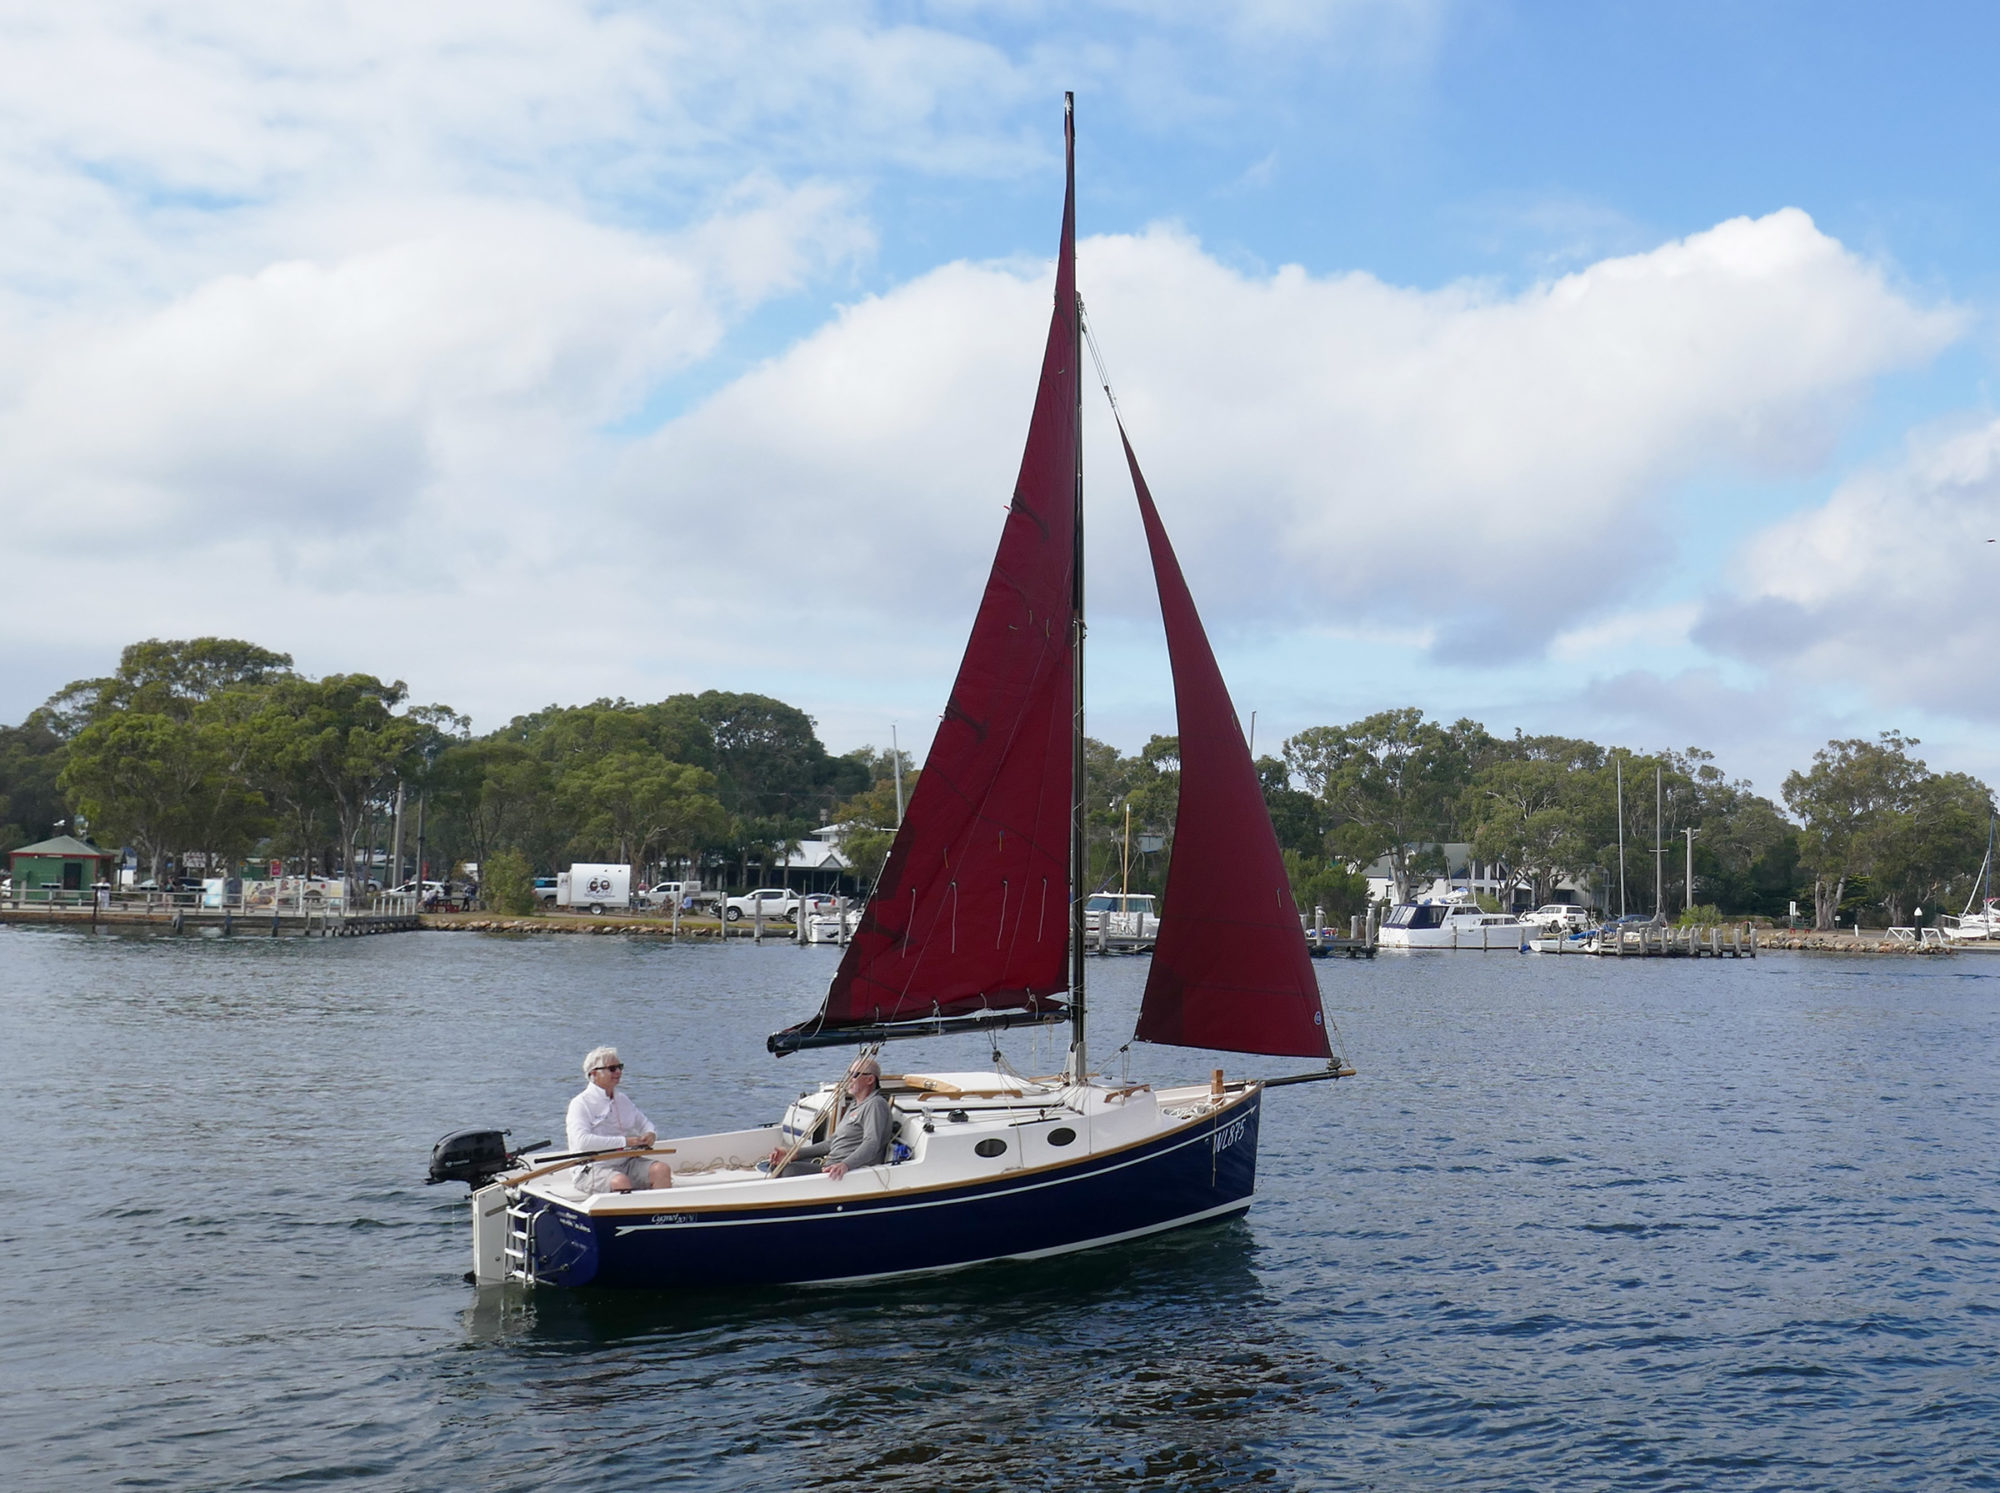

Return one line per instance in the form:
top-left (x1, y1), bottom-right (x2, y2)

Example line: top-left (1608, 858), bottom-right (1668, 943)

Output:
top-left (532, 877), bottom-right (559, 906)
top-left (1602, 912), bottom-right (1656, 929)
top-left (1525, 903), bottom-right (1591, 930)
top-left (724, 888), bottom-right (802, 922)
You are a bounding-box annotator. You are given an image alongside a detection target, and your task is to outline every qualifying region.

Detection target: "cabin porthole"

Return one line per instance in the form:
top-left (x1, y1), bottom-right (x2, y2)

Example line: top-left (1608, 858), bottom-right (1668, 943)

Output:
top-left (1047, 1127), bottom-right (1076, 1147)
top-left (974, 1138), bottom-right (1007, 1158)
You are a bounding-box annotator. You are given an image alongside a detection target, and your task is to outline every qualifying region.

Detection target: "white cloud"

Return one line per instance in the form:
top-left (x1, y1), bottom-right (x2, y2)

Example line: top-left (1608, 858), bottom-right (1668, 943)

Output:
top-left (1549, 603), bottom-right (1699, 663)
top-left (0, 186), bottom-right (867, 553)
top-left (0, 1), bottom-right (1971, 770)
top-left (1695, 417), bottom-right (2000, 722)
top-left (608, 212), bottom-right (1959, 664)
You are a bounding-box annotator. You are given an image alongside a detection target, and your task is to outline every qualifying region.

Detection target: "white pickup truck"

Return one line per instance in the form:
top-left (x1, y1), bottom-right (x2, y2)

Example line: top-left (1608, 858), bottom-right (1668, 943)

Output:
top-left (635, 880), bottom-right (702, 911)
top-left (724, 888), bottom-right (802, 922)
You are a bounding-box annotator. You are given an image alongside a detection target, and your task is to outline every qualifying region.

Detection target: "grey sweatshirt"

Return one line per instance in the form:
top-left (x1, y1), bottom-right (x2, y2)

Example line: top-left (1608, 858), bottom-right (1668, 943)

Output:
top-left (797, 1091), bottom-right (891, 1169)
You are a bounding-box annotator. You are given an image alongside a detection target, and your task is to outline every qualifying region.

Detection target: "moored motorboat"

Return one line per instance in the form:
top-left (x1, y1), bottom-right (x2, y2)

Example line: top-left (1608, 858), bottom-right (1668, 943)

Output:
top-left (441, 96), bottom-right (1350, 1290)
top-left (1378, 891), bottom-right (1529, 950)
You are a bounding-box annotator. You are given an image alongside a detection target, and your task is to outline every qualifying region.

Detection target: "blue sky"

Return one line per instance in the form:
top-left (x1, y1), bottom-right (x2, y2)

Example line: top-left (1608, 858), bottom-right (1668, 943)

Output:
top-left (4, 1), bottom-right (1999, 804)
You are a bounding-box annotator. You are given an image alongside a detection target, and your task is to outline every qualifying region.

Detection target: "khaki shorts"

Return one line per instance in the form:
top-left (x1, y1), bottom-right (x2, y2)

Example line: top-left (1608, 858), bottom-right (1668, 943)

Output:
top-left (576, 1155), bottom-right (667, 1193)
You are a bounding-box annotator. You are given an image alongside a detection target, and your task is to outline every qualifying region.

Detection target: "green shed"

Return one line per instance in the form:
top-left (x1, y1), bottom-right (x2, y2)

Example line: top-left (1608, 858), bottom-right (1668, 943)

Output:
top-left (8, 834), bottom-right (116, 901)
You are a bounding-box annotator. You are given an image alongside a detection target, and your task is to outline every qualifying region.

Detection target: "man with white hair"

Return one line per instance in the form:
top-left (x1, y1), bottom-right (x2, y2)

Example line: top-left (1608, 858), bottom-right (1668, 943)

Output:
top-left (768, 1056), bottom-right (890, 1181)
top-left (567, 1045), bottom-right (673, 1193)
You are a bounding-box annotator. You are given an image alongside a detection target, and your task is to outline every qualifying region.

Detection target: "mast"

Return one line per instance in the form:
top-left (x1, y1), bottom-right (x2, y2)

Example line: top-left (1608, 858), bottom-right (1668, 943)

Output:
top-left (1615, 754), bottom-right (1626, 918)
top-left (1065, 91), bottom-right (1088, 1082)
top-left (1654, 764), bottom-right (1663, 920)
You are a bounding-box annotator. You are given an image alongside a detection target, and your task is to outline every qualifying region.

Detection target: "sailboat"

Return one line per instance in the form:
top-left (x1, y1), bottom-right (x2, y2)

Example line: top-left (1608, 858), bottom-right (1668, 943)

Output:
top-left (450, 97), bottom-right (1351, 1289)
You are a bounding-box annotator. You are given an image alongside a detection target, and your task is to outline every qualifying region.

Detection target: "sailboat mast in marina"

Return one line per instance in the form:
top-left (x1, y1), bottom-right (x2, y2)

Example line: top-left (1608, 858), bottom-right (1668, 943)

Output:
top-left (448, 96), bottom-right (1353, 1290)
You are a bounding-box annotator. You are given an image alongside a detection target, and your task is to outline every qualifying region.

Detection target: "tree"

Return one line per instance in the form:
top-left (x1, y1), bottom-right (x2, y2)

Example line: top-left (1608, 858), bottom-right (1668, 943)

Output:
top-left (1257, 755), bottom-right (1327, 859)
top-left (58, 713), bottom-right (270, 881)
top-left (1283, 850), bottom-right (1371, 926)
top-left (1783, 733), bottom-right (1927, 930)
top-left (1466, 756), bottom-right (1592, 908)
top-left (234, 674), bottom-right (433, 886)
top-left (562, 750), bottom-right (728, 872)
top-left (694, 690), bottom-right (867, 825)
top-left (827, 770), bottom-right (919, 891)
top-left (0, 712), bottom-right (65, 851)
top-left (1284, 709), bottom-right (1484, 903)
top-left (1867, 770), bottom-right (1992, 925)
top-left (480, 848), bottom-right (539, 915)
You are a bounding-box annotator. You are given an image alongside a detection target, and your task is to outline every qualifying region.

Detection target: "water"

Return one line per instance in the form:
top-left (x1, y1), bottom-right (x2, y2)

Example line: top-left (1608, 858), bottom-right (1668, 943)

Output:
top-left (2, 927), bottom-right (1996, 1490)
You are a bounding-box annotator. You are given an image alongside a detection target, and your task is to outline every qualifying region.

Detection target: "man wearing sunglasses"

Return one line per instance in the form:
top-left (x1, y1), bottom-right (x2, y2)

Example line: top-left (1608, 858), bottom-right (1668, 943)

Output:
top-left (566, 1045), bottom-right (674, 1192)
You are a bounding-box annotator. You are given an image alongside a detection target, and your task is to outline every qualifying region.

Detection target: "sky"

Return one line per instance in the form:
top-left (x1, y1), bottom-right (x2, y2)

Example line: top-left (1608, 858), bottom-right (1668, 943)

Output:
top-left (5, 0), bottom-right (2000, 803)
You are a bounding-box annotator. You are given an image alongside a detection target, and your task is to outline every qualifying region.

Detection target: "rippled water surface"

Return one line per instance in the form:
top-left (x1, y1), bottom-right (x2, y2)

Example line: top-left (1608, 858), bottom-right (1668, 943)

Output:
top-left (2, 927), bottom-right (1997, 1489)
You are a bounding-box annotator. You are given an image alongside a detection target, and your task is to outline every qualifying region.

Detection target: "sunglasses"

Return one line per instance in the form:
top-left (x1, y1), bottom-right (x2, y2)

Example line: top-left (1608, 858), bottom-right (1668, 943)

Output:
top-left (595, 1063), bottom-right (624, 1073)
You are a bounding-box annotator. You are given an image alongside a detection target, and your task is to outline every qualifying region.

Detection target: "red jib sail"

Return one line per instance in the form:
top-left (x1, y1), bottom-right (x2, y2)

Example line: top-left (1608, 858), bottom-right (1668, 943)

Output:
top-left (802, 111), bottom-right (1080, 1032)
top-left (1121, 429), bottom-right (1333, 1060)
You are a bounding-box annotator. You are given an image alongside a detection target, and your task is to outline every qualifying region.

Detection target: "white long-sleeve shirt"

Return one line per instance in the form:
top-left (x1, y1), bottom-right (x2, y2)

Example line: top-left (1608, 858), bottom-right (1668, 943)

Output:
top-left (566, 1083), bottom-right (656, 1153)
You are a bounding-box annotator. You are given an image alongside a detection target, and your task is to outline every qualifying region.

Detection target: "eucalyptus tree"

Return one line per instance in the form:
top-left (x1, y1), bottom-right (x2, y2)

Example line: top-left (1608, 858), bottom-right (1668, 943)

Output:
top-left (234, 674), bottom-right (442, 886)
top-left (1783, 733), bottom-right (1927, 930)
top-left (1865, 769), bottom-right (1992, 925)
top-left (1466, 737), bottom-right (1606, 908)
top-left (58, 714), bottom-right (270, 882)
top-left (561, 749), bottom-right (728, 874)
top-left (1284, 708), bottom-right (1490, 903)
top-left (0, 713), bottom-right (65, 851)
top-left (45, 638), bottom-right (293, 876)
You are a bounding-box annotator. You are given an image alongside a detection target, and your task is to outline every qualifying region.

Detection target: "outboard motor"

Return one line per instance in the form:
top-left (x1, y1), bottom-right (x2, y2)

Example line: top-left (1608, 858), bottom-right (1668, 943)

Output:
top-left (427, 1128), bottom-right (548, 1188)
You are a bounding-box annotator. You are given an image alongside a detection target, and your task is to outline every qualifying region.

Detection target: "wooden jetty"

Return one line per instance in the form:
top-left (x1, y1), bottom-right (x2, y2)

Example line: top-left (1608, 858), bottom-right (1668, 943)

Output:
top-left (1308, 909), bottom-right (1378, 959)
top-left (1569, 924), bottom-right (1758, 958)
top-left (1, 889), bottom-right (421, 938)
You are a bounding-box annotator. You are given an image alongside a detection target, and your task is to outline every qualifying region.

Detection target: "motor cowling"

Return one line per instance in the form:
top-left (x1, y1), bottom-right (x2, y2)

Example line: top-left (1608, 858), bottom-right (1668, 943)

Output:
top-left (427, 1128), bottom-right (514, 1187)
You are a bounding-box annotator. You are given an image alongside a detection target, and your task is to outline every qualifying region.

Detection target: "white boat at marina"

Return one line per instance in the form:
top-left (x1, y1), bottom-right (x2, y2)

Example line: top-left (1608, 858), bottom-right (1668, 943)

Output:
top-left (1523, 927), bottom-right (1597, 955)
top-left (1941, 898), bottom-right (2000, 943)
top-left (803, 907), bottom-right (863, 943)
top-left (1940, 820), bottom-right (1999, 944)
top-left (1084, 892), bottom-right (1161, 946)
top-left (1378, 891), bottom-right (1530, 951)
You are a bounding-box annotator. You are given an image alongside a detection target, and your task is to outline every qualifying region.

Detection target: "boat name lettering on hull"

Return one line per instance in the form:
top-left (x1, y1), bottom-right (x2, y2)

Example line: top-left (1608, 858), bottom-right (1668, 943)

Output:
top-left (1213, 1116), bottom-right (1248, 1153)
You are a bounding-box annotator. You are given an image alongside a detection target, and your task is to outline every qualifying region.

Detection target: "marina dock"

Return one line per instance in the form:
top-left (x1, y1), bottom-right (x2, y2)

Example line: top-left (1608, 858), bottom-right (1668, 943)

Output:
top-left (1564, 925), bottom-right (1757, 958)
top-left (1, 890), bottom-right (422, 937)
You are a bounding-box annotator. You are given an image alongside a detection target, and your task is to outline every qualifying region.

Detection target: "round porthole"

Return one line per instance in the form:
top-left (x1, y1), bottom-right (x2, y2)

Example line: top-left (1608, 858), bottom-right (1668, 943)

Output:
top-left (1047, 1127), bottom-right (1076, 1147)
top-left (974, 1138), bottom-right (1007, 1158)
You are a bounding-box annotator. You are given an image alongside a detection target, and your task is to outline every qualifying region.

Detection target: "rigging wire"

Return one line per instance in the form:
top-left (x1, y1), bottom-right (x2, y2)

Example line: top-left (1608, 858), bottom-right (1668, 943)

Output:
top-left (1078, 298), bottom-right (1122, 419)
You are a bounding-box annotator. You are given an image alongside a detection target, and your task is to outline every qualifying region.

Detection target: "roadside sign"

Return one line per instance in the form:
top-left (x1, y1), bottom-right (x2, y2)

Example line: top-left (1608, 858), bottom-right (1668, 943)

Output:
top-left (269, 859), bottom-right (284, 878)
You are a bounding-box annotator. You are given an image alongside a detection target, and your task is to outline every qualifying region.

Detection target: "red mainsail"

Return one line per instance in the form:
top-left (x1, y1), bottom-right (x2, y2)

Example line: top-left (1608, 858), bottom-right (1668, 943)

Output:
top-left (802, 111), bottom-right (1080, 1032)
top-left (1121, 430), bottom-right (1333, 1060)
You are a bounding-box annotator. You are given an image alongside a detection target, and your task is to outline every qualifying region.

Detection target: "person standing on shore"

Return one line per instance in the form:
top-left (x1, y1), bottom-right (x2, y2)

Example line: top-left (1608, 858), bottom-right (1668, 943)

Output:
top-left (567, 1046), bottom-right (673, 1192)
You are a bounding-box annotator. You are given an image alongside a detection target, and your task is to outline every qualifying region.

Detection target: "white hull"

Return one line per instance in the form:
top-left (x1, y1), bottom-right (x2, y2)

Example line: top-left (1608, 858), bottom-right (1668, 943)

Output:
top-left (1378, 927), bottom-right (1528, 950)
